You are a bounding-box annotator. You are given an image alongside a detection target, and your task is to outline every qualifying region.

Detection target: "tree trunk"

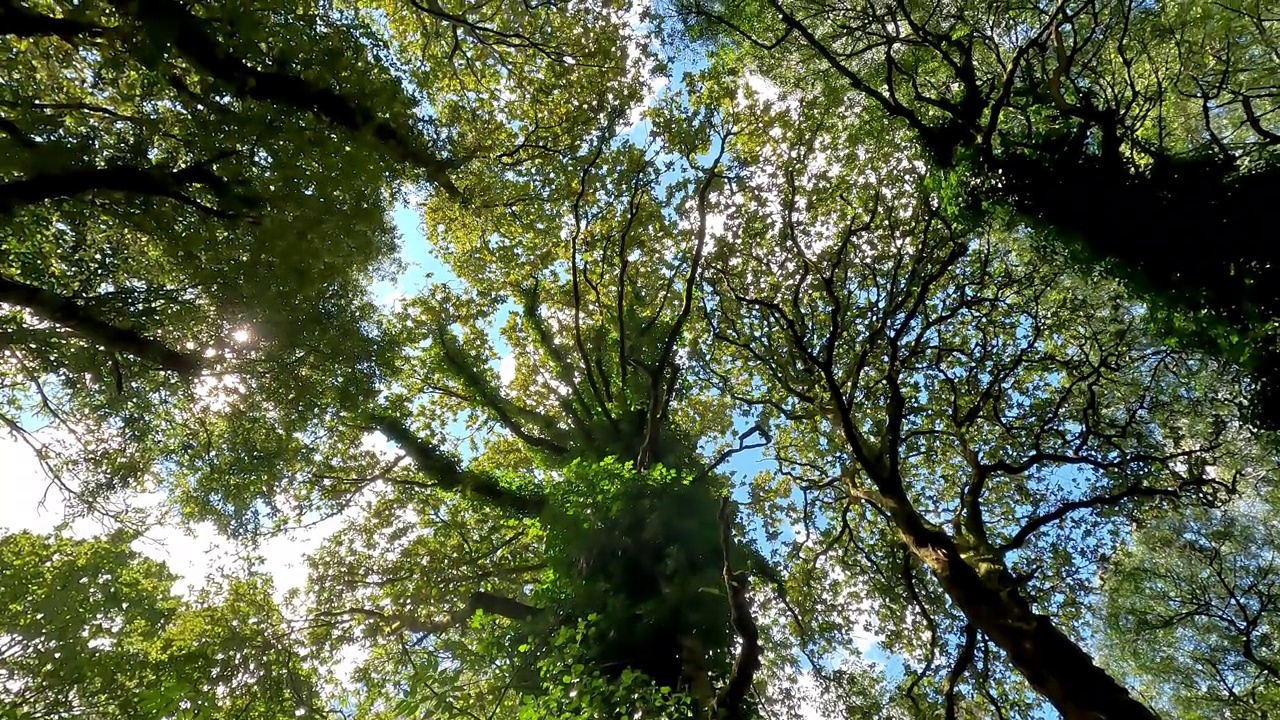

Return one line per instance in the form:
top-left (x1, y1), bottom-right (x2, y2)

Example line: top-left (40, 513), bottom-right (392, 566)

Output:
top-left (896, 514), bottom-right (1158, 720)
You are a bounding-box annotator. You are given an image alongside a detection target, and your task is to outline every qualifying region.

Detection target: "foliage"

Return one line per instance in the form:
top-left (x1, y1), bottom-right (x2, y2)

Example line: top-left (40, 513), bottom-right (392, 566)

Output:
top-left (543, 460), bottom-right (733, 689)
top-left (302, 456), bottom-right (740, 718)
top-left (515, 619), bottom-right (697, 720)
top-left (684, 0), bottom-right (1280, 428)
top-left (1099, 497), bottom-right (1280, 718)
top-left (4, 0), bottom-right (1280, 719)
top-left (695, 74), bottom-right (1260, 716)
top-left (0, 530), bottom-right (319, 719)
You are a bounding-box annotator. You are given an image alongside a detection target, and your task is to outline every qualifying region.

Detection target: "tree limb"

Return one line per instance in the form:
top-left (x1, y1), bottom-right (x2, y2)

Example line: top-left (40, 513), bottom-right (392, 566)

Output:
top-left (0, 159), bottom-right (242, 217)
top-left (371, 414), bottom-right (546, 516)
top-left (999, 482), bottom-right (1188, 553)
top-left (695, 424), bottom-right (770, 484)
top-left (0, 0), bottom-right (104, 42)
top-left (1242, 96), bottom-right (1280, 144)
top-left (108, 0), bottom-right (461, 196)
top-left (0, 276), bottom-right (202, 376)
top-left (712, 495), bottom-right (762, 720)
top-left (982, 0), bottom-right (1070, 146)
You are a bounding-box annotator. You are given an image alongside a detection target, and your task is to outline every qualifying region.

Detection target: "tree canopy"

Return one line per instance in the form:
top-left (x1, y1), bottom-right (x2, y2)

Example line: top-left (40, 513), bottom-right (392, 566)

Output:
top-left (3, 1), bottom-right (1279, 719)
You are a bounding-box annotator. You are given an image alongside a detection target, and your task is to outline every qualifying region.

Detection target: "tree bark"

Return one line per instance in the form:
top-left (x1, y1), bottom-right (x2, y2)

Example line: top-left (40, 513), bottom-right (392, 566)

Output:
top-left (0, 276), bottom-right (202, 376)
top-left (713, 496), bottom-right (761, 720)
top-left (887, 502), bottom-right (1159, 720)
top-left (819, 362), bottom-right (1158, 716)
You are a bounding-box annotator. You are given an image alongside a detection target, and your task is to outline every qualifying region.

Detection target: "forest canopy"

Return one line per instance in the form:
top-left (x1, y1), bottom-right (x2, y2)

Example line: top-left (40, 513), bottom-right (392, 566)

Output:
top-left (2, 1), bottom-right (1278, 719)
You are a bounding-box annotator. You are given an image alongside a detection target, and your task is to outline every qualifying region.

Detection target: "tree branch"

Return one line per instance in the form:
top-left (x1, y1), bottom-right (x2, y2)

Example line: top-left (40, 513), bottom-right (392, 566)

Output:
top-left (0, 276), bottom-right (202, 376)
top-left (982, 0), bottom-right (1070, 146)
top-left (0, 0), bottom-right (104, 42)
top-left (108, 0), bottom-right (461, 196)
top-left (371, 415), bottom-right (546, 516)
top-left (0, 159), bottom-right (242, 218)
top-left (1241, 96), bottom-right (1280, 144)
top-left (432, 324), bottom-right (571, 456)
top-left (695, 424), bottom-right (770, 484)
top-left (999, 482), bottom-right (1186, 553)
top-left (763, 0), bottom-right (936, 145)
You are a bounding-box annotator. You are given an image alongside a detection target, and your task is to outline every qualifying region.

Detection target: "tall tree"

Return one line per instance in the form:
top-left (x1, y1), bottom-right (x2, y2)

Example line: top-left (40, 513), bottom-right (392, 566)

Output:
top-left (693, 76), bottom-right (1261, 718)
top-left (298, 98), bottom-right (784, 718)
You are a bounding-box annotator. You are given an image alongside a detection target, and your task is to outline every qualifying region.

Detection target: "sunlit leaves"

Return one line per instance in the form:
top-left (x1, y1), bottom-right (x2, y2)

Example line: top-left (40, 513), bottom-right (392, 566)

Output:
top-left (0, 531), bottom-right (319, 719)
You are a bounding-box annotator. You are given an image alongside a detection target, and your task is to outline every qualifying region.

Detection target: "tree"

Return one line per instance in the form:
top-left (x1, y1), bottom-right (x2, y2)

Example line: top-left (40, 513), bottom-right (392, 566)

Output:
top-left (0, 530), bottom-right (319, 719)
top-left (0, 0), bottom-right (643, 529)
top-left (299, 97), bottom-right (779, 718)
top-left (1099, 498), bottom-right (1280, 718)
top-left (690, 75), bottom-right (1262, 718)
top-left (1, 0), bottom-right (413, 520)
top-left (682, 0), bottom-right (1280, 427)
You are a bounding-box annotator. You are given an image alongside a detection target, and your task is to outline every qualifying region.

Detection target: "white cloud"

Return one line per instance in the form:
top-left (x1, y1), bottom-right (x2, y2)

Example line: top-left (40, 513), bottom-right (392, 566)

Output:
top-left (0, 430), bottom-right (106, 538)
top-left (257, 511), bottom-right (357, 605)
top-left (130, 517), bottom-right (230, 598)
top-left (0, 434), bottom-right (60, 534)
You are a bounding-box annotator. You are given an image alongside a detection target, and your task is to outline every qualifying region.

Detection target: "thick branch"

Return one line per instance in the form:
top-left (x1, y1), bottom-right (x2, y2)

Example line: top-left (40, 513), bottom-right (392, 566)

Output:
top-left (432, 325), bottom-right (571, 456)
top-left (0, 160), bottom-right (239, 217)
top-left (0, 0), bottom-right (104, 42)
top-left (372, 415), bottom-right (546, 516)
top-left (518, 285), bottom-right (602, 436)
top-left (108, 0), bottom-right (460, 196)
top-left (0, 276), bottom-right (201, 375)
top-left (1242, 96), bottom-right (1280, 144)
top-left (896, 518), bottom-right (1157, 718)
top-left (999, 482), bottom-right (1187, 553)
